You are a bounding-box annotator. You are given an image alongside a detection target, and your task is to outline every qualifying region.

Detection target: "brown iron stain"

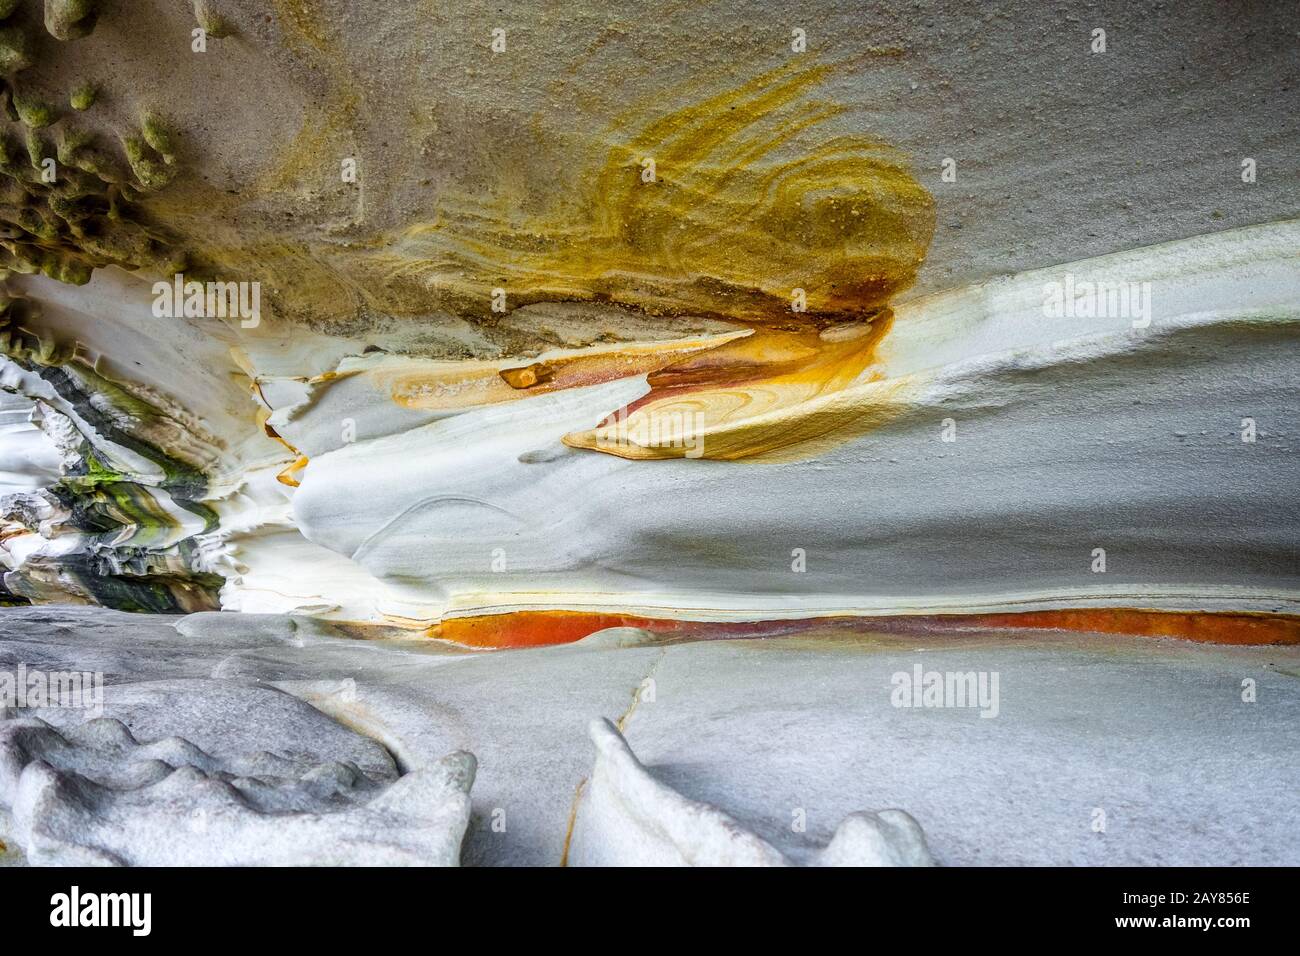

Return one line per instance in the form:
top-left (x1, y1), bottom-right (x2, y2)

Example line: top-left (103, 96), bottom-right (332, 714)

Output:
top-left (250, 382), bottom-right (310, 486)
top-left (230, 57), bottom-right (935, 462)
top-left (562, 310), bottom-right (912, 460)
top-left (499, 362), bottom-right (556, 389)
top-left (379, 329), bottom-right (747, 411)
top-left (380, 59), bottom-right (933, 460)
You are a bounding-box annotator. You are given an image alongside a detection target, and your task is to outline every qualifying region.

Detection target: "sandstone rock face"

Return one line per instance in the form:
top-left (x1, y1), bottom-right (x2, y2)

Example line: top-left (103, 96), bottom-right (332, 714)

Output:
top-left (0, 2), bottom-right (1295, 867)
top-left (0, 1), bottom-right (1293, 628)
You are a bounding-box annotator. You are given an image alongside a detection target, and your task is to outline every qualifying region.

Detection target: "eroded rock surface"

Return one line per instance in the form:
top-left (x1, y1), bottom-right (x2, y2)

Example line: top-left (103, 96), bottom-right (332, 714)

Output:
top-left (0, 2), bottom-right (1292, 629)
top-left (568, 718), bottom-right (935, 866)
top-left (0, 664), bottom-right (475, 865)
top-left (1, 607), bottom-right (1297, 866)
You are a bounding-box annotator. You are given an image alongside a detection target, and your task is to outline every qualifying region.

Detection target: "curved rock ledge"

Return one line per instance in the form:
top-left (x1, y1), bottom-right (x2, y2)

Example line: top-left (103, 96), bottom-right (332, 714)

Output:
top-left (1, 222), bottom-right (1295, 634)
top-left (568, 717), bottom-right (935, 866)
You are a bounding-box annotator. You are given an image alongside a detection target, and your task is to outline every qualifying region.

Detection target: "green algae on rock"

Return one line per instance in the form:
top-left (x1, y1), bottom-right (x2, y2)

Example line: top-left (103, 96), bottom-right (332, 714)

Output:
top-left (0, 25), bottom-right (32, 73)
top-left (0, 4), bottom-right (192, 288)
top-left (12, 89), bottom-right (55, 129)
top-left (44, 0), bottom-right (101, 42)
top-left (193, 1), bottom-right (235, 39)
top-left (0, 307), bottom-right (223, 611)
top-left (140, 113), bottom-right (178, 164)
top-left (69, 81), bottom-right (95, 111)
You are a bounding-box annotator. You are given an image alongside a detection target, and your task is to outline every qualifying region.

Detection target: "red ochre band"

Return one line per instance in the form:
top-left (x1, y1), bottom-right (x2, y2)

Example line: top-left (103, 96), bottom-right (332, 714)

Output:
top-left (430, 608), bottom-right (1300, 649)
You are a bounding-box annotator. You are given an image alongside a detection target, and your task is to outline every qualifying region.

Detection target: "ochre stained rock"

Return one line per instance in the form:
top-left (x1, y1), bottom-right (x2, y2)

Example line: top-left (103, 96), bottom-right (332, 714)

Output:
top-left (430, 608), bottom-right (1300, 649)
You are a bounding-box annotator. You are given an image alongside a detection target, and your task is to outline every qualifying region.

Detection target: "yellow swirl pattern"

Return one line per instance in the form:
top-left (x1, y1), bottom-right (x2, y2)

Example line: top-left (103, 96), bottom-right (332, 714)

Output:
top-left (371, 59), bottom-right (935, 322)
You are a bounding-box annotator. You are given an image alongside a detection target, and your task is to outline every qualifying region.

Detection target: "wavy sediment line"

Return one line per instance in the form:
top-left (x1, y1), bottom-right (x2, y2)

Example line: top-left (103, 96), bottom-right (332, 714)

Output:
top-left (279, 221), bottom-right (1300, 634)
top-left (564, 217), bottom-right (1300, 462)
top-left (379, 330), bottom-right (750, 413)
top-left (0, 7), bottom-right (1291, 643)
top-left (561, 312), bottom-right (920, 461)
top-left (368, 59), bottom-right (934, 322)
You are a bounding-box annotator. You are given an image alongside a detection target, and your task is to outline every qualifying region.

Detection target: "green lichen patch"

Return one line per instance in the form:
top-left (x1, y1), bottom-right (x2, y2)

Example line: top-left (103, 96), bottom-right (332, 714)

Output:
top-left (0, 1), bottom-right (189, 288)
top-left (54, 125), bottom-right (93, 163)
top-left (13, 89), bottom-right (56, 128)
top-left (70, 81), bottom-right (96, 111)
top-left (121, 132), bottom-right (175, 189)
top-left (0, 25), bottom-right (32, 73)
top-left (140, 112), bottom-right (177, 163)
top-left (45, 0), bottom-right (101, 42)
top-left (0, 129), bottom-right (20, 169)
top-left (23, 125), bottom-right (50, 167)
top-left (0, 106), bottom-right (185, 284)
top-left (193, 1), bottom-right (235, 39)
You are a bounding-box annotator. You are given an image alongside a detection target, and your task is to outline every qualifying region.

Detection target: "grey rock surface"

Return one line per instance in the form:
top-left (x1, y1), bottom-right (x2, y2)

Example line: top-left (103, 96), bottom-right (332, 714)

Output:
top-left (568, 717), bottom-right (935, 865)
top-left (0, 609), bottom-right (477, 865)
top-left (1, 606), bottom-right (1297, 865)
top-left (3, 713), bottom-right (474, 866)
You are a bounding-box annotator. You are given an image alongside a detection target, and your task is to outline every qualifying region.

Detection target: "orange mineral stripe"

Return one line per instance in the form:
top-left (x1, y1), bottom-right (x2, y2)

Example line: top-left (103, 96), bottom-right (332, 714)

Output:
top-left (429, 608), bottom-right (1300, 649)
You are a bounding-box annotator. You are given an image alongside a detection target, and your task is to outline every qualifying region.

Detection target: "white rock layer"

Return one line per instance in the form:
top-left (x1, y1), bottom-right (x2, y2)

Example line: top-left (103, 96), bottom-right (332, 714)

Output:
top-left (568, 718), bottom-right (934, 866)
